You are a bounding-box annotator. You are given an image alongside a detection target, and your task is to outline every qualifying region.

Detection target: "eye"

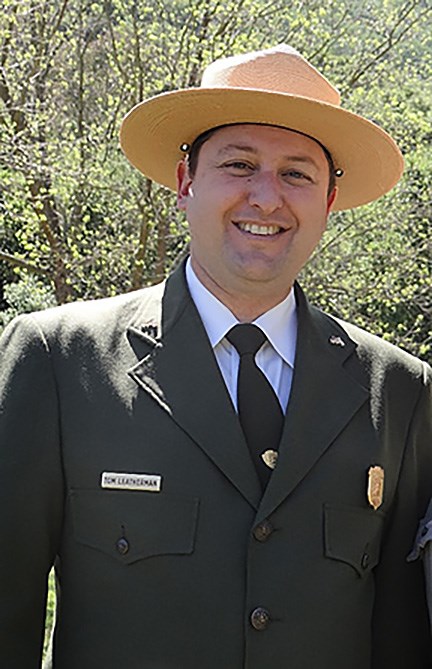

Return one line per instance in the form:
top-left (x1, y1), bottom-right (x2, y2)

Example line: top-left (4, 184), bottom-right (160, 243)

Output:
top-left (282, 169), bottom-right (311, 182)
top-left (222, 161), bottom-right (254, 173)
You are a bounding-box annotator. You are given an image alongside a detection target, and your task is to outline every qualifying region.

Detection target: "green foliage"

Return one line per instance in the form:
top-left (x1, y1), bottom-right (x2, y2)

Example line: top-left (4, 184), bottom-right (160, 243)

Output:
top-left (0, 276), bottom-right (56, 333)
top-left (0, 0), bottom-right (430, 359)
top-left (43, 570), bottom-right (56, 658)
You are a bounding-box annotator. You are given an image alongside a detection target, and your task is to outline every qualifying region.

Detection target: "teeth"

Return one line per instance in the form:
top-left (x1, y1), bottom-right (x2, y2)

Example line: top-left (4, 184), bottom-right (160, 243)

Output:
top-left (238, 223), bottom-right (281, 235)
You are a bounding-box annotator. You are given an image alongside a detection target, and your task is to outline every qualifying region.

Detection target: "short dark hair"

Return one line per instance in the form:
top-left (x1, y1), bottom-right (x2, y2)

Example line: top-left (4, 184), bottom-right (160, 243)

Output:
top-left (186, 124), bottom-right (336, 195)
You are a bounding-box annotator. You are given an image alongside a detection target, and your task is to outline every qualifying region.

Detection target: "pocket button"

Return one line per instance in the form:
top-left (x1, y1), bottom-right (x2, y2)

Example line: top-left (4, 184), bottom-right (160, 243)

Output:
top-left (361, 552), bottom-right (370, 569)
top-left (116, 537), bottom-right (130, 555)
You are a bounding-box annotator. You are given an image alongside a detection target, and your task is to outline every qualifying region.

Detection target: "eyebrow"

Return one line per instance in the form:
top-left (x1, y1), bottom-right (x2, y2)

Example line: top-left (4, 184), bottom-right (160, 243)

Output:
top-left (216, 144), bottom-right (320, 169)
top-left (216, 144), bottom-right (258, 156)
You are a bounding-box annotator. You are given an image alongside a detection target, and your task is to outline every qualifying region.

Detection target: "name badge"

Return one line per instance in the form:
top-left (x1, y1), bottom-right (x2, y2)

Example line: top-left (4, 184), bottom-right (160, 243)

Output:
top-left (101, 471), bottom-right (162, 492)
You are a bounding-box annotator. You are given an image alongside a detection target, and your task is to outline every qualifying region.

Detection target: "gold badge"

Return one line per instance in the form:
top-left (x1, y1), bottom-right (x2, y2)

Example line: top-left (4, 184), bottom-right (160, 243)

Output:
top-left (261, 450), bottom-right (278, 470)
top-left (367, 466), bottom-right (384, 510)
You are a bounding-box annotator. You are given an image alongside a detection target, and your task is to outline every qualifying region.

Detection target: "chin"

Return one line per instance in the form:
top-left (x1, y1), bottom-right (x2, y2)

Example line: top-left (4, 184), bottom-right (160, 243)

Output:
top-left (233, 266), bottom-right (292, 288)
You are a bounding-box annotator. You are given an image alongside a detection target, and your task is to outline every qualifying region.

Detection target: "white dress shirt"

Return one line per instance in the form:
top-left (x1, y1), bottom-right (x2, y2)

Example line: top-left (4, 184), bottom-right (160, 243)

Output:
top-left (185, 259), bottom-right (297, 412)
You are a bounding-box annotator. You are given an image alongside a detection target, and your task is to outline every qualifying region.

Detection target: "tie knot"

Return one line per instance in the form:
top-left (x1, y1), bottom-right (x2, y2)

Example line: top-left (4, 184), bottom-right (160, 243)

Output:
top-left (226, 324), bottom-right (267, 356)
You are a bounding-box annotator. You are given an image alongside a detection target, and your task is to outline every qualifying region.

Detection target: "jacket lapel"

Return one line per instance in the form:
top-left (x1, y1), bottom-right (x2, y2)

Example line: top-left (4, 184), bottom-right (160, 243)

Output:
top-left (126, 265), bottom-right (261, 510)
top-left (257, 286), bottom-right (369, 521)
top-left (126, 267), bottom-right (368, 518)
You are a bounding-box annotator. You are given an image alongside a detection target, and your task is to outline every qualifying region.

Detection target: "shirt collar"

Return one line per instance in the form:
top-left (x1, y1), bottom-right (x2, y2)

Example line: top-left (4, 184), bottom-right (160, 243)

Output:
top-left (185, 258), bottom-right (297, 369)
top-left (186, 258), bottom-right (238, 348)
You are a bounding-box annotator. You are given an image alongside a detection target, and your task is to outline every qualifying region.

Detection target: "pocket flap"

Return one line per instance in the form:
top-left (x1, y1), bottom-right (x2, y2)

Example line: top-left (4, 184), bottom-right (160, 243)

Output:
top-left (69, 489), bottom-right (199, 565)
top-left (324, 503), bottom-right (384, 577)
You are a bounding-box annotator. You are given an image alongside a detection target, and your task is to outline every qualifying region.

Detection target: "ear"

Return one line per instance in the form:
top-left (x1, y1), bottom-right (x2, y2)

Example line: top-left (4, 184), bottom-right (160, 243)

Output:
top-left (176, 159), bottom-right (192, 210)
top-left (326, 187), bottom-right (338, 215)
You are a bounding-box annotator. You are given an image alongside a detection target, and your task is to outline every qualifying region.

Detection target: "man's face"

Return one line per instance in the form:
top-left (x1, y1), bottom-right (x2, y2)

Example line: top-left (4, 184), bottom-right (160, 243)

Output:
top-left (177, 124), bottom-right (336, 301)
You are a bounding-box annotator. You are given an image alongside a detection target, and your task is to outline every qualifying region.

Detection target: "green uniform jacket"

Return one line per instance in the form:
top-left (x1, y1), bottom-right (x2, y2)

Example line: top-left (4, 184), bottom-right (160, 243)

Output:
top-left (0, 263), bottom-right (431, 669)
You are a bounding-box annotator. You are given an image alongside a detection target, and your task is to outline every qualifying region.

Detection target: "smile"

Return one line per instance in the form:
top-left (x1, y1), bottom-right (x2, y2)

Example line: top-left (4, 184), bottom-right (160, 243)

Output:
top-left (236, 222), bottom-right (283, 236)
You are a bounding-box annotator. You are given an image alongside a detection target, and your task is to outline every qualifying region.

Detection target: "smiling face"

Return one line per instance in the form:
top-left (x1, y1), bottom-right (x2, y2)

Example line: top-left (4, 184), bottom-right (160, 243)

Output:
top-left (177, 124), bottom-right (336, 314)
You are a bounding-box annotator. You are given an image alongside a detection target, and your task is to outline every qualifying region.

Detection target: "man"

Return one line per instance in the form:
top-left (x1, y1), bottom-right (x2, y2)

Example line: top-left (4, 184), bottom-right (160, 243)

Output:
top-left (0, 44), bottom-right (431, 669)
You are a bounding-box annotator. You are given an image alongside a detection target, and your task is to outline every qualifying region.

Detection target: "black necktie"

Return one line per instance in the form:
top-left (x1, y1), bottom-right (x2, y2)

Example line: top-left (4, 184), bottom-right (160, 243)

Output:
top-left (226, 323), bottom-right (284, 487)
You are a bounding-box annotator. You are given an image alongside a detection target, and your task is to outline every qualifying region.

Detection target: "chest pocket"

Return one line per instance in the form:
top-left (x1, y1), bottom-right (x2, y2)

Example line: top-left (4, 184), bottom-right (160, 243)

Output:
top-left (69, 489), bottom-right (199, 565)
top-left (324, 503), bottom-right (385, 578)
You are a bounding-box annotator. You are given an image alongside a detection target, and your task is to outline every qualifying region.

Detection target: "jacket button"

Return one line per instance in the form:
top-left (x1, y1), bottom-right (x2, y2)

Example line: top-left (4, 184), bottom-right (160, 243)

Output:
top-left (253, 520), bottom-right (274, 542)
top-left (250, 607), bottom-right (271, 630)
top-left (116, 538), bottom-right (130, 555)
top-left (361, 552), bottom-right (370, 569)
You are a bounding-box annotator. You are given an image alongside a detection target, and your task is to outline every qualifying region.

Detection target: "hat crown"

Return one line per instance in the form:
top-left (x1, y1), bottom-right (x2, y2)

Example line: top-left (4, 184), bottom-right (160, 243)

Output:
top-left (201, 44), bottom-right (340, 106)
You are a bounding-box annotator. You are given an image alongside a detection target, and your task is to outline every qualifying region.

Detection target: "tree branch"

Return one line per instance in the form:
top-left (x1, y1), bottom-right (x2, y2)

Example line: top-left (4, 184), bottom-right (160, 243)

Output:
top-left (46, 0), bottom-right (70, 43)
top-left (0, 250), bottom-right (50, 276)
top-left (344, 2), bottom-right (432, 91)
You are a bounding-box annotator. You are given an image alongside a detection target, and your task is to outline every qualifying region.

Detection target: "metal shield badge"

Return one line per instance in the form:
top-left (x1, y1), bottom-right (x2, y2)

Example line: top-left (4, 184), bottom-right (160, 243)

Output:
top-left (367, 466), bottom-right (384, 510)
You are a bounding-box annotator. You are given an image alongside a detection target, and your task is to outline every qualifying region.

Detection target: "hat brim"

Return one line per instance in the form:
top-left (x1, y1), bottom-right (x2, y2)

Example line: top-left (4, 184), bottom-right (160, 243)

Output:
top-left (119, 88), bottom-right (404, 211)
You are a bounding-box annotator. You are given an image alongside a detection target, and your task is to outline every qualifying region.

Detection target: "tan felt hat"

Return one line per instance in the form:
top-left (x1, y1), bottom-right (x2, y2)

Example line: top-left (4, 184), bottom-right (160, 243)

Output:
top-left (120, 44), bottom-right (404, 211)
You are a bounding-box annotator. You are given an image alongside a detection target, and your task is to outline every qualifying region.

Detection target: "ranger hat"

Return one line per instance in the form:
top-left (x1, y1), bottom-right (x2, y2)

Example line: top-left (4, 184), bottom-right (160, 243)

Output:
top-left (120, 43), bottom-right (403, 211)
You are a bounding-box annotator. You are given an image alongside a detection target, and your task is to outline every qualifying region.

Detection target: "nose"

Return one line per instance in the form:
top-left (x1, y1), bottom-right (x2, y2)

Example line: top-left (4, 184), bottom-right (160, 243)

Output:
top-left (248, 171), bottom-right (284, 214)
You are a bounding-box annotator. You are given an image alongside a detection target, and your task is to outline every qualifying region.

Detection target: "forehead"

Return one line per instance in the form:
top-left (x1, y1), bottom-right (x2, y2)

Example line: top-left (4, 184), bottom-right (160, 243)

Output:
top-left (200, 124), bottom-right (328, 162)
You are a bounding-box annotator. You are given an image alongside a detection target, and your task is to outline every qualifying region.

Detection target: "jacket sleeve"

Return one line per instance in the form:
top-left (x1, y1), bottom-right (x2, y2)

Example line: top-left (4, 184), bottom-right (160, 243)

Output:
top-left (408, 499), bottom-right (432, 632)
top-left (0, 315), bottom-right (64, 668)
top-left (372, 363), bottom-right (432, 668)
top-left (425, 539), bottom-right (432, 630)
